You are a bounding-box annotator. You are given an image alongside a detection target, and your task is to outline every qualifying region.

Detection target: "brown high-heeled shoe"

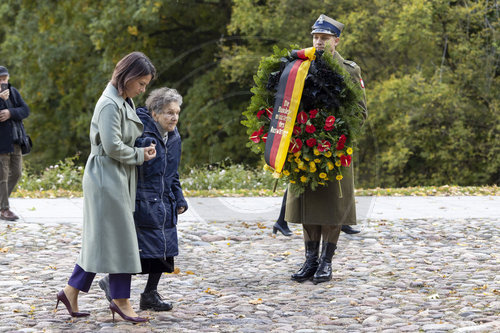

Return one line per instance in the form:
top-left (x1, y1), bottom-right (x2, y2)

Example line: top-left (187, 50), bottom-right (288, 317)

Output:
top-left (109, 301), bottom-right (148, 323)
top-left (55, 290), bottom-right (90, 317)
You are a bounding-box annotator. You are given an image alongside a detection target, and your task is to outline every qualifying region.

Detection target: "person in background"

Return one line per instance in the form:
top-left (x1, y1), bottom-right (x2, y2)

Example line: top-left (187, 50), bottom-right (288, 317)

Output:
top-left (99, 87), bottom-right (187, 312)
top-left (287, 14), bottom-right (367, 284)
top-left (55, 52), bottom-right (157, 323)
top-left (0, 66), bottom-right (30, 221)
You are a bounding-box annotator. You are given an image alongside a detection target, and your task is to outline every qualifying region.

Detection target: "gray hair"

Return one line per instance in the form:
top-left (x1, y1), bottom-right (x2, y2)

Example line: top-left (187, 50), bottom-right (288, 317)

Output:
top-left (145, 87), bottom-right (183, 115)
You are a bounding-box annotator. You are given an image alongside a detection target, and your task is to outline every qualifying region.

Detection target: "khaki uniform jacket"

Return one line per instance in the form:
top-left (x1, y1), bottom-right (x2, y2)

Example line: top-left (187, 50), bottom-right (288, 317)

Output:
top-left (285, 51), bottom-right (367, 226)
top-left (77, 83), bottom-right (146, 273)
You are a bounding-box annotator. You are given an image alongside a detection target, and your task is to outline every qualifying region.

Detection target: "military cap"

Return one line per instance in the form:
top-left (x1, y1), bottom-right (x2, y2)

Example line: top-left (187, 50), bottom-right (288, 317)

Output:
top-left (311, 14), bottom-right (345, 37)
top-left (0, 66), bottom-right (9, 76)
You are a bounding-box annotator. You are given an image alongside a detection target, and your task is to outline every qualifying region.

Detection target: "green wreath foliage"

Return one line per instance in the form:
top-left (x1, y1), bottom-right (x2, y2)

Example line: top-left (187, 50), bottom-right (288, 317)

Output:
top-left (242, 46), bottom-right (364, 194)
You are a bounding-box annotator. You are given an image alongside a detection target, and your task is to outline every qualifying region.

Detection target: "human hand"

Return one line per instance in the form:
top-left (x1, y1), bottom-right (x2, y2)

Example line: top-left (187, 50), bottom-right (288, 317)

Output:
top-left (0, 109), bottom-right (11, 122)
top-left (143, 144), bottom-right (156, 161)
top-left (0, 89), bottom-right (9, 101)
top-left (177, 206), bottom-right (186, 214)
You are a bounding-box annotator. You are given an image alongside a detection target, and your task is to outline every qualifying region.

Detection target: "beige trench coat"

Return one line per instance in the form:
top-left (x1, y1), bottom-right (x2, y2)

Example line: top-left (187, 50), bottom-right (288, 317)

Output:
top-left (285, 51), bottom-right (367, 226)
top-left (77, 83), bottom-right (145, 273)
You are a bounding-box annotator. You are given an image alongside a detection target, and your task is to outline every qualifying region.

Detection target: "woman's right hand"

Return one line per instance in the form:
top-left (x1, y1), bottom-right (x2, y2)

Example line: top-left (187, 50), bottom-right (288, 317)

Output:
top-left (143, 144), bottom-right (156, 161)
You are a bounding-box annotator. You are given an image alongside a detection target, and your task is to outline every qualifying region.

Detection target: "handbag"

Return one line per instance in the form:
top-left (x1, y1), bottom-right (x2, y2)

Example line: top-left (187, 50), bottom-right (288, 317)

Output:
top-left (11, 120), bottom-right (33, 155)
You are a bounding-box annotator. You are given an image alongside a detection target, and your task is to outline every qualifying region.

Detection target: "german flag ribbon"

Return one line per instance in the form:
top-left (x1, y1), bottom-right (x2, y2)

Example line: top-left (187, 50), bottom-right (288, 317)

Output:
top-left (264, 47), bottom-right (316, 173)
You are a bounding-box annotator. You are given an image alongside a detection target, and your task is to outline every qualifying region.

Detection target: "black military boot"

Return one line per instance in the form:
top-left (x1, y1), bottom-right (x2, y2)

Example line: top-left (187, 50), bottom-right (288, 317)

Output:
top-left (140, 290), bottom-right (173, 311)
top-left (312, 242), bottom-right (337, 284)
top-left (291, 241), bottom-right (320, 282)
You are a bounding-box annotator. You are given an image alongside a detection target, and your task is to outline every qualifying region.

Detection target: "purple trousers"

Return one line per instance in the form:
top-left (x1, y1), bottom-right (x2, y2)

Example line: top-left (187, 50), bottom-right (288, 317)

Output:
top-left (67, 264), bottom-right (131, 299)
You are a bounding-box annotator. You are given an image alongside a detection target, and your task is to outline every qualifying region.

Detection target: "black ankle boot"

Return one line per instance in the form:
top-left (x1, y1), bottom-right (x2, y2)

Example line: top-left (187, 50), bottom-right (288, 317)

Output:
top-left (312, 242), bottom-right (337, 284)
top-left (291, 241), bottom-right (320, 282)
top-left (273, 221), bottom-right (293, 236)
top-left (140, 290), bottom-right (173, 311)
top-left (341, 225), bottom-right (360, 234)
top-left (98, 275), bottom-right (111, 302)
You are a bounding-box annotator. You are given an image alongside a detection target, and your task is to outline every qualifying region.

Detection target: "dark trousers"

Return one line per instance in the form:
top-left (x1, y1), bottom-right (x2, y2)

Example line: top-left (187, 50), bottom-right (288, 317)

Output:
top-left (0, 145), bottom-right (22, 210)
top-left (276, 189), bottom-right (288, 225)
top-left (303, 224), bottom-right (342, 244)
top-left (68, 264), bottom-right (132, 299)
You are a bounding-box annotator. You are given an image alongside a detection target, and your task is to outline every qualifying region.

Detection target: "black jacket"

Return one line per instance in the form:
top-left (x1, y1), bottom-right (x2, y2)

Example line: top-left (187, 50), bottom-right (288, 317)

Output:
top-left (134, 107), bottom-right (188, 259)
top-left (0, 83), bottom-right (30, 154)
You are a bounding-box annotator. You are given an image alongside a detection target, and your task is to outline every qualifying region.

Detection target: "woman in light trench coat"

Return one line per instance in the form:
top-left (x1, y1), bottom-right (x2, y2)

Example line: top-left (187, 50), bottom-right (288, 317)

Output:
top-left (55, 52), bottom-right (157, 323)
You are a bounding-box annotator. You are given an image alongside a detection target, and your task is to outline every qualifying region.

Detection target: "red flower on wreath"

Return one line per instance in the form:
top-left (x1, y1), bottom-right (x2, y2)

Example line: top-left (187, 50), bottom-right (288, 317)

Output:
top-left (256, 109), bottom-right (265, 119)
top-left (250, 131), bottom-right (261, 143)
top-left (265, 107), bottom-right (273, 118)
top-left (289, 138), bottom-right (303, 153)
top-left (257, 126), bottom-right (264, 135)
top-left (262, 133), bottom-right (268, 143)
top-left (325, 116), bottom-right (335, 127)
top-left (318, 140), bottom-right (331, 152)
top-left (293, 125), bottom-right (301, 135)
top-left (305, 124), bottom-right (316, 134)
top-left (297, 111), bottom-right (308, 124)
top-left (340, 154), bottom-right (352, 166)
top-left (306, 138), bottom-right (317, 147)
top-left (336, 134), bottom-right (347, 150)
top-left (309, 109), bottom-right (318, 118)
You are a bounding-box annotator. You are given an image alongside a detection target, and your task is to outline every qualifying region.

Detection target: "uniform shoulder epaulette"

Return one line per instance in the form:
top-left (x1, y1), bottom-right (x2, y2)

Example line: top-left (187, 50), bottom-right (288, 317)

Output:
top-left (343, 60), bottom-right (358, 68)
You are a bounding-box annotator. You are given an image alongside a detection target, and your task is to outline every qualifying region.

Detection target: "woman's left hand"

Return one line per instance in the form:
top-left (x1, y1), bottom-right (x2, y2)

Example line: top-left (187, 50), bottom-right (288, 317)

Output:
top-left (177, 206), bottom-right (186, 214)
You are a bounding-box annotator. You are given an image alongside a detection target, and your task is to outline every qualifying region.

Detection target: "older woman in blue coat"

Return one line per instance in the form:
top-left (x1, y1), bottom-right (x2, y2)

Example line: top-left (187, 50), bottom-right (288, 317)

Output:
top-left (99, 87), bottom-right (187, 311)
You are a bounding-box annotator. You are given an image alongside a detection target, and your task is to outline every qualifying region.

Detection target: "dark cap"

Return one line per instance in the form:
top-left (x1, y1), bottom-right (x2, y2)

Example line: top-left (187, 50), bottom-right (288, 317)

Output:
top-left (311, 14), bottom-right (345, 37)
top-left (0, 66), bottom-right (9, 76)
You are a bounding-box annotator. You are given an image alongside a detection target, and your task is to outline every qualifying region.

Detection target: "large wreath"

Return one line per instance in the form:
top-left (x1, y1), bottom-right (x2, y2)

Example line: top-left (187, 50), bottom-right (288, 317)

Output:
top-left (242, 46), bottom-right (364, 195)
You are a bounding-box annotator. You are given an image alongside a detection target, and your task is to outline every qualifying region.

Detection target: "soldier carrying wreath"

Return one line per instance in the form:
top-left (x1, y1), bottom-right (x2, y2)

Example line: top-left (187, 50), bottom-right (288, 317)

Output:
top-left (243, 14), bottom-right (367, 284)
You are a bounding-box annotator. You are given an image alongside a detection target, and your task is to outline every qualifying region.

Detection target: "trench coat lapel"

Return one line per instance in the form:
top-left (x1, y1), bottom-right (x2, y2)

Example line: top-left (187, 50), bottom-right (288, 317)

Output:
top-left (102, 83), bottom-right (142, 126)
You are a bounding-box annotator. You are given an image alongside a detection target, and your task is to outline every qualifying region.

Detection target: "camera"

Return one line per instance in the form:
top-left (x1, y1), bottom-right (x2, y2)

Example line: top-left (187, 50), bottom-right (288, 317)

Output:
top-left (0, 83), bottom-right (8, 92)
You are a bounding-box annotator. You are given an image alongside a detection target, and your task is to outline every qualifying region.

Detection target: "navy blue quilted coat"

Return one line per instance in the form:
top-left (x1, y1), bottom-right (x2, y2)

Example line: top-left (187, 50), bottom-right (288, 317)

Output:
top-left (134, 107), bottom-right (187, 259)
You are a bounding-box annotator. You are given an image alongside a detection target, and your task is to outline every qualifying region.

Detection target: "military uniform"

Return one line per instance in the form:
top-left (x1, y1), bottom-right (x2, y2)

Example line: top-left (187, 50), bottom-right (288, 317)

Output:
top-left (288, 14), bottom-right (367, 284)
top-left (285, 51), bottom-right (367, 229)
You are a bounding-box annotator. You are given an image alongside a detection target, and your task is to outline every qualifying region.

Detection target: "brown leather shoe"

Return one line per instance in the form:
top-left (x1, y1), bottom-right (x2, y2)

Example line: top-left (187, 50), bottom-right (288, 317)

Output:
top-left (0, 209), bottom-right (19, 221)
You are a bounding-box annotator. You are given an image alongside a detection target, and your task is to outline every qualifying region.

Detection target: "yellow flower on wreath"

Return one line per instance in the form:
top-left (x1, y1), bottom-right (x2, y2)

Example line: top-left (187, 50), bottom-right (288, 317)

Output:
top-left (346, 147), bottom-right (353, 155)
top-left (294, 151), bottom-right (301, 157)
top-left (300, 175), bottom-right (307, 183)
top-left (327, 161), bottom-right (334, 170)
top-left (310, 167), bottom-right (317, 173)
top-left (283, 170), bottom-right (290, 176)
top-left (314, 158), bottom-right (321, 163)
top-left (294, 157), bottom-right (301, 164)
top-left (313, 148), bottom-right (320, 156)
top-left (324, 151), bottom-right (332, 158)
top-left (309, 161), bottom-right (316, 169)
top-left (337, 151), bottom-right (344, 157)
top-left (336, 174), bottom-right (343, 181)
top-left (318, 182), bottom-right (325, 185)
top-left (290, 180), bottom-right (296, 184)
top-left (319, 172), bottom-right (327, 179)
top-left (287, 156), bottom-right (293, 162)
top-left (335, 160), bottom-right (341, 167)
top-left (294, 168), bottom-right (300, 173)
top-left (304, 157), bottom-right (310, 161)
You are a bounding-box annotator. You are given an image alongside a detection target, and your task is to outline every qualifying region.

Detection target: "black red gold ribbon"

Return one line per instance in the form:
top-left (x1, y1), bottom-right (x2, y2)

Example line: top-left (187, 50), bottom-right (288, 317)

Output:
top-left (264, 47), bottom-right (316, 173)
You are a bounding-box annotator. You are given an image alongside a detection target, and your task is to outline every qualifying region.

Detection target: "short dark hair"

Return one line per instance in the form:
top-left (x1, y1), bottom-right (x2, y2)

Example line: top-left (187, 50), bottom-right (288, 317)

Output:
top-left (111, 52), bottom-right (156, 96)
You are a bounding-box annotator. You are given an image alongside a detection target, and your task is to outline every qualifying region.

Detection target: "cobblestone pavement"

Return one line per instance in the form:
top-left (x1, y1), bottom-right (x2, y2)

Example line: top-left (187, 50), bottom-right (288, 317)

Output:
top-left (0, 197), bottom-right (499, 332)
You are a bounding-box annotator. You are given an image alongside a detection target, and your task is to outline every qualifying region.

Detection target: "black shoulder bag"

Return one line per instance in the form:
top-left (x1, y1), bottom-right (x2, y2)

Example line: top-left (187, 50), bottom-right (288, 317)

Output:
top-left (5, 97), bottom-right (32, 155)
